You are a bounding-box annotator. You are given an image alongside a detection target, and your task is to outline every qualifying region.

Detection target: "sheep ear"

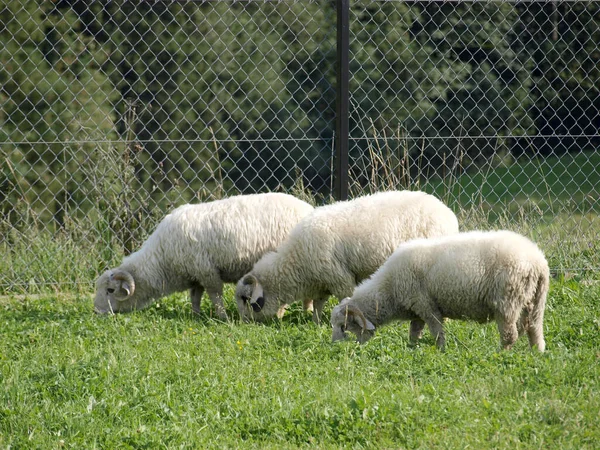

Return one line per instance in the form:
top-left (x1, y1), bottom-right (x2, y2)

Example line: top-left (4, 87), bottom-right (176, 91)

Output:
top-left (339, 297), bottom-right (351, 306)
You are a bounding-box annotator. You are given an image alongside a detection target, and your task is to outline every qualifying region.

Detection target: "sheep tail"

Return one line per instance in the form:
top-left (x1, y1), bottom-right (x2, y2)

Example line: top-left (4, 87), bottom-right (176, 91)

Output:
top-left (531, 268), bottom-right (549, 327)
top-left (526, 266), bottom-right (549, 351)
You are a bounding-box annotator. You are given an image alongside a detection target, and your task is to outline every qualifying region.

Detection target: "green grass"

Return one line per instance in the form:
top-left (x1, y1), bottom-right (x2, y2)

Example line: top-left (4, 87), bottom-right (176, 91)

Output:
top-left (1, 151), bottom-right (599, 446)
top-left (1, 277), bottom-right (599, 448)
top-left (426, 151), bottom-right (600, 216)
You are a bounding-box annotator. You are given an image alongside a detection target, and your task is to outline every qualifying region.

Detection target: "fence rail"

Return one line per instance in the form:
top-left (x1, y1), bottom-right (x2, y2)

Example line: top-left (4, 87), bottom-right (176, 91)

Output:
top-left (1, 0), bottom-right (599, 294)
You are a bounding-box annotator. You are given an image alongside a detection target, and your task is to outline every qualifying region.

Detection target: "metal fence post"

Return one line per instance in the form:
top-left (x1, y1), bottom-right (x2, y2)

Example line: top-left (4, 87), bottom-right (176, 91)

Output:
top-left (334, 0), bottom-right (350, 201)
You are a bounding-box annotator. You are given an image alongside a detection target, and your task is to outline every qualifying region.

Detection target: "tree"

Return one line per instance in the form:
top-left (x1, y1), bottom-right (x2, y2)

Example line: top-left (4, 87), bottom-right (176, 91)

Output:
top-left (1, 0), bottom-right (116, 229)
top-left (512, 1), bottom-right (600, 156)
top-left (346, 0), bottom-right (534, 187)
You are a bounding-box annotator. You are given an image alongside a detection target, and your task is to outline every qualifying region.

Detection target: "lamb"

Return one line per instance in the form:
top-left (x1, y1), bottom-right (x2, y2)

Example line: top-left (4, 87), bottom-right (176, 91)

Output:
top-left (330, 230), bottom-right (549, 352)
top-left (94, 193), bottom-right (314, 319)
top-left (235, 190), bottom-right (459, 324)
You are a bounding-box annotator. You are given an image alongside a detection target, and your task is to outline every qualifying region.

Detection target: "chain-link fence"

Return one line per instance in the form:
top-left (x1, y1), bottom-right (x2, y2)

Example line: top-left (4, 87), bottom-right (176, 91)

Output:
top-left (2, 0), bottom-right (599, 294)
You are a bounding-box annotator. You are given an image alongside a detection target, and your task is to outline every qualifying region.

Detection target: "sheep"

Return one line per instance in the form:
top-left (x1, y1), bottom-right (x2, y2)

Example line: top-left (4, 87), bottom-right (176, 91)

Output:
top-left (94, 193), bottom-right (314, 319)
top-left (235, 190), bottom-right (459, 324)
top-left (330, 230), bottom-right (549, 352)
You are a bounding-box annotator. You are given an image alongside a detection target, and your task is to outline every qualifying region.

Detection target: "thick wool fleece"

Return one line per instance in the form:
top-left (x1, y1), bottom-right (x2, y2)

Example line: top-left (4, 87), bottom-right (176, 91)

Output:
top-left (332, 230), bottom-right (549, 351)
top-left (94, 193), bottom-right (313, 318)
top-left (236, 190), bottom-right (459, 323)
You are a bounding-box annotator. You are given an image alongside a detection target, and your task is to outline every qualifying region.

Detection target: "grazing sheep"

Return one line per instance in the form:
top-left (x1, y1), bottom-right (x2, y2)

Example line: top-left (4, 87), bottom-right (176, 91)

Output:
top-left (236, 190), bottom-right (459, 324)
top-left (331, 230), bottom-right (549, 352)
top-left (94, 193), bottom-right (314, 319)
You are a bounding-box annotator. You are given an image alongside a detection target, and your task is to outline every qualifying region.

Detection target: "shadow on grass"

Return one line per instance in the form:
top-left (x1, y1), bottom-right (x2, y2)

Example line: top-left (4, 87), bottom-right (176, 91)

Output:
top-left (0, 295), bottom-right (237, 328)
top-left (1, 297), bottom-right (91, 324)
top-left (139, 298), bottom-right (245, 326)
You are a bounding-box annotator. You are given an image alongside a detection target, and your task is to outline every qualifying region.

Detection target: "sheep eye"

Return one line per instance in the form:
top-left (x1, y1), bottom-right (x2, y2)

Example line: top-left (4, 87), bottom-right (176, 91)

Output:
top-left (340, 324), bottom-right (346, 332)
top-left (107, 288), bottom-right (115, 294)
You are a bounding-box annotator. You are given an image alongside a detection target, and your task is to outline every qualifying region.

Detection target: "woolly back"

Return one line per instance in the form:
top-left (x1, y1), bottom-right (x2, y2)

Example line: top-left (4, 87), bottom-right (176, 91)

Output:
top-left (276, 190), bottom-right (458, 282)
top-left (121, 193), bottom-right (313, 283)
top-left (359, 229), bottom-right (549, 301)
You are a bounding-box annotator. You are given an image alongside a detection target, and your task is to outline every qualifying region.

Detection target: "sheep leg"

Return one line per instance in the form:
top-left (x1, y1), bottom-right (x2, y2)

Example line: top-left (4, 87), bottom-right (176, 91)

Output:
top-left (276, 304), bottom-right (288, 319)
top-left (527, 324), bottom-right (545, 352)
top-left (303, 298), bottom-right (314, 314)
top-left (312, 297), bottom-right (328, 325)
top-left (518, 305), bottom-right (545, 350)
top-left (275, 299), bottom-right (312, 319)
top-left (409, 319), bottom-right (426, 343)
top-left (190, 285), bottom-right (205, 315)
top-left (206, 286), bottom-right (228, 321)
top-left (412, 299), bottom-right (445, 350)
top-left (526, 302), bottom-right (546, 352)
top-left (425, 313), bottom-right (445, 351)
top-left (496, 317), bottom-right (518, 350)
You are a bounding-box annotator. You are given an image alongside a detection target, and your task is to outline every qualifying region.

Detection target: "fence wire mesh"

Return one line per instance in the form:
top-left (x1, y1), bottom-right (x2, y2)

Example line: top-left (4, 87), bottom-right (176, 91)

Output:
top-left (1, 0), bottom-right (599, 294)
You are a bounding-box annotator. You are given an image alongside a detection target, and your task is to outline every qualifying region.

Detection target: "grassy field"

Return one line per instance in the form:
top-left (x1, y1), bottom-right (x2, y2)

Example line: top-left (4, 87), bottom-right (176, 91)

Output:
top-left (429, 151), bottom-right (600, 217)
top-left (1, 151), bottom-right (599, 447)
top-left (1, 275), bottom-right (599, 448)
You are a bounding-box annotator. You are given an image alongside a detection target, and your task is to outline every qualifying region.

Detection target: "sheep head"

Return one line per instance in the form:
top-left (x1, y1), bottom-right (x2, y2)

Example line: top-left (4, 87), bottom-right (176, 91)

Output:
top-left (94, 269), bottom-right (138, 314)
top-left (235, 273), bottom-right (281, 322)
top-left (331, 299), bottom-right (376, 344)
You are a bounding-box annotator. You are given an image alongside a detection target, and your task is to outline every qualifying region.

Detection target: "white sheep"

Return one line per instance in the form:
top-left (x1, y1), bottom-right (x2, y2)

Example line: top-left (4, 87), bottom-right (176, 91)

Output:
top-left (94, 193), bottom-right (314, 319)
top-left (331, 230), bottom-right (549, 352)
top-left (235, 190), bottom-right (459, 324)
